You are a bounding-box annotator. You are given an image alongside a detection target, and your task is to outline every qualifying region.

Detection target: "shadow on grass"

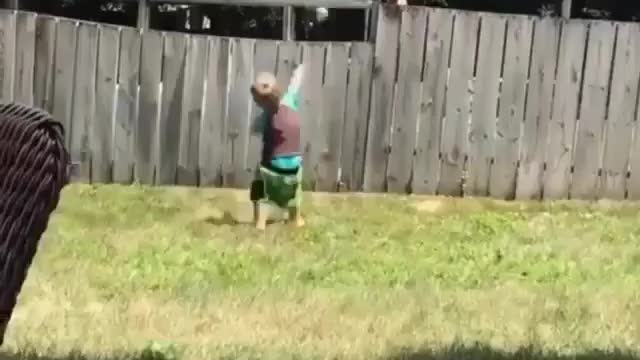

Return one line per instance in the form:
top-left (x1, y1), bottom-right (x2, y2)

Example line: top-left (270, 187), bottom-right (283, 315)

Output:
top-left (0, 350), bottom-right (145, 360)
top-left (385, 343), bottom-right (640, 360)
top-left (3, 343), bottom-right (640, 360)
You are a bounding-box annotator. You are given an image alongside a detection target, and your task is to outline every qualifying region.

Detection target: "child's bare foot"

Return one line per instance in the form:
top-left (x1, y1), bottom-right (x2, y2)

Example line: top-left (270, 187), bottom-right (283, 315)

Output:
top-left (294, 215), bottom-right (305, 227)
top-left (288, 207), bottom-right (305, 228)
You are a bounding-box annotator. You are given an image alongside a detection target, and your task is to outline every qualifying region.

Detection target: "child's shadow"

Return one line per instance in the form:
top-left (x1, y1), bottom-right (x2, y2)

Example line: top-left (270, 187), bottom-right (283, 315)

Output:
top-left (203, 209), bottom-right (288, 226)
top-left (203, 211), bottom-right (241, 226)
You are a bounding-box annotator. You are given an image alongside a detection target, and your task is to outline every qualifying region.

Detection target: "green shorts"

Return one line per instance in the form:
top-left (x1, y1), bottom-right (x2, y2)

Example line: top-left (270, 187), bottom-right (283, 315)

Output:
top-left (250, 165), bottom-right (303, 209)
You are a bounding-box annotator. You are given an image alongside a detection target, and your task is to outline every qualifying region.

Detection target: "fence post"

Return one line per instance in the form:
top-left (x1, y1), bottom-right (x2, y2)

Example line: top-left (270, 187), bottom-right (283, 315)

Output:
top-left (561, 0), bottom-right (572, 18)
top-left (3, 0), bottom-right (17, 9)
top-left (137, 0), bottom-right (150, 29)
top-left (283, 6), bottom-right (295, 40)
top-left (367, 3), bottom-right (379, 41)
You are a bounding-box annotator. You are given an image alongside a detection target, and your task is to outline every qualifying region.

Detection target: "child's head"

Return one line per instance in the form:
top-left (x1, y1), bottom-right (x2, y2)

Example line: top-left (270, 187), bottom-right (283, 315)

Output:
top-left (251, 72), bottom-right (282, 113)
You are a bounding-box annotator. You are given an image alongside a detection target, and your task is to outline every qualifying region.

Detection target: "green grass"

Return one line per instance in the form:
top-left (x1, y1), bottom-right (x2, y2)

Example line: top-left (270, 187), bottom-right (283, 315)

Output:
top-left (3, 184), bottom-right (640, 359)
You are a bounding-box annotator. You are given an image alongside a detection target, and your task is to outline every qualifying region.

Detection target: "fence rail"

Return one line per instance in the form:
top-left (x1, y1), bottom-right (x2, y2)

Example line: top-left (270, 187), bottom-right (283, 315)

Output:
top-left (1, 6), bottom-right (640, 201)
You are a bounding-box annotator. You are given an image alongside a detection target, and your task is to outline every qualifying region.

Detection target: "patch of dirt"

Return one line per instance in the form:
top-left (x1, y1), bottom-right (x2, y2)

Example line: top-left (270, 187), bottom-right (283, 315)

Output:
top-left (413, 199), bottom-right (444, 213)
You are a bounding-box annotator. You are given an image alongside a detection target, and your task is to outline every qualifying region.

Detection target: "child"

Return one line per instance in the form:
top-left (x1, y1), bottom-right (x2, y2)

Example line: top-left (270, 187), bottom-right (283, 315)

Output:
top-left (249, 64), bottom-right (305, 230)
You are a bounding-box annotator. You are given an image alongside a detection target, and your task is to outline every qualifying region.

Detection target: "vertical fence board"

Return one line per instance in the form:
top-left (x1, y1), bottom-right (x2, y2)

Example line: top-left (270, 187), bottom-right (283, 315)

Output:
top-left (70, 22), bottom-right (99, 182)
top-left (14, 11), bottom-right (36, 106)
top-left (200, 37), bottom-right (230, 187)
top-left (516, 18), bottom-right (560, 200)
top-left (386, 7), bottom-right (427, 193)
top-left (247, 40), bottom-right (278, 180)
top-left (629, 122), bottom-right (640, 199)
top-left (91, 25), bottom-right (120, 183)
top-left (300, 42), bottom-right (326, 189)
top-left (467, 13), bottom-right (505, 197)
top-left (225, 38), bottom-right (254, 188)
top-left (316, 42), bottom-right (349, 192)
top-left (603, 24), bottom-right (640, 199)
top-left (157, 32), bottom-right (187, 185)
top-left (177, 35), bottom-right (207, 186)
top-left (490, 15), bottom-right (533, 199)
top-left (624, 23), bottom-right (640, 200)
top-left (114, 27), bottom-right (141, 184)
top-left (438, 11), bottom-right (480, 196)
top-left (33, 15), bottom-right (56, 112)
top-left (570, 21), bottom-right (616, 199)
top-left (136, 30), bottom-right (163, 185)
top-left (413, 8), bottom-right (453, 194)
top-left (341, 43), bottom-right (373, 192)
top-left (0, 10), bottom-right (16, 103)
top-left (53, 19), bottom-right (77, 148)
top-left (543, 21), bottom-right (587, 199)
top-left (363, 4), bottom-right (401, 192)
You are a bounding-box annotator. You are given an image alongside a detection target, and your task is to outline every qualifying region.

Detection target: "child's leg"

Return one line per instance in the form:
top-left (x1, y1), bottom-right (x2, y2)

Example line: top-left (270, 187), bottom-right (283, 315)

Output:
top-left (256, 202), bottom-right (269, 230)
top-left (250, 166), bottom-right (267, 229)
top-left (287, 168), bottom-right (304, 227)
top-left (288, 206), bottom-right (305, 227)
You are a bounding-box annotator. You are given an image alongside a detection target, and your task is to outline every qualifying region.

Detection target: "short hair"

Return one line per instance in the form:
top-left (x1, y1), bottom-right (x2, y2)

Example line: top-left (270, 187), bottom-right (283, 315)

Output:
top-left (251, 72), bottom-right (282, 109)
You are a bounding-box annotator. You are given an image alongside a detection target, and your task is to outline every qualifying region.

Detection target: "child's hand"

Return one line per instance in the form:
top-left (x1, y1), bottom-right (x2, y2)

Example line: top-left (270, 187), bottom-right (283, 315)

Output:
top-left (289, 64), bottom-right (305, 92)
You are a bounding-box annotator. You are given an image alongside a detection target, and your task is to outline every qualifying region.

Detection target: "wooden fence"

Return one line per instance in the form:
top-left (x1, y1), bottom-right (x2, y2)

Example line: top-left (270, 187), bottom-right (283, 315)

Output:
top-left (369, 5), bottom-right (640, 201)
top-left (0, 9), bottom-right (373, 192)
top-left (2, 6), bottom-right (640, 201)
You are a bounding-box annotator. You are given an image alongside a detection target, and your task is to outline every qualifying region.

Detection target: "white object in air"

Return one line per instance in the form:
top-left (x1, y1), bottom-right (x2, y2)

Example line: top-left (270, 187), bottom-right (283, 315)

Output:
top-left (316, 7), bottom-right (329, 22)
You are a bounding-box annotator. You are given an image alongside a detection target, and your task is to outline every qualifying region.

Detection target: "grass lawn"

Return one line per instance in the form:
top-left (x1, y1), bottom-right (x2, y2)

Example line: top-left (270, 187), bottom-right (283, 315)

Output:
top-left (3, 184), bottom-right (640, 360)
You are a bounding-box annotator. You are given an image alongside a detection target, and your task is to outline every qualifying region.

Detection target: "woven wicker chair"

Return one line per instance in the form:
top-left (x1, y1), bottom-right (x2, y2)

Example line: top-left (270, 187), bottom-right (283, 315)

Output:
top-left (0, 103), bottom-right (70, 346)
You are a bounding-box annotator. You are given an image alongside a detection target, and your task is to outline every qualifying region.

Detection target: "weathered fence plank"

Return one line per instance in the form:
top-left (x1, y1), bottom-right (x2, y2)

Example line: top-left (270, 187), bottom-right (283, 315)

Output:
top-left (225, 38), bottom-right (254, 188)
top-left (438, 11), bottom-right (480, 196)
top-left (70, 22), bottom-right (99, 182)
top-left (177, 35), bottom-right (207, 186)
top-left (247, 40), bottom-right (278, 181)
top-left (33, 15), bottom-right (56, 112)
top-left (316, 42), bottom-right (349, 192)
top-left (467, 13), bottom-right (505, 197)
top-left (300, 42), bottom-right (325, 189)
top-left (0, 10), bottom-right (16, 103)
top-left (490, 15), bottom-right (533, 199)
top-left (113, 27), bottom-right (141, 184)
top-left (570, 21), bottom-right (616, 199)
top-left (413, 8), bottom-right (453, 195)
top-left (14, 11), bottom-right (36, 106)
top-left (363, 4), bottom-right (401, 192)
top-left (200, 37), bottom-right (230, 187)
top-left (53, 19), bottom-right (77, 149)
top-left (91, 25), bottom-right (120, 183)
top-left (157, 32), bottom-right (187, 185)
top-left (516, 18), bottom-right (560, 200)
top-left (136, 30), bottom-right (163, 185)
top-left (543, 21), bottom-right (587, 199)
top-left (386, 7), bottom-right (427, 193)
top-left (341, 43), bottom-right (373, 192)
top-left (613, 25), bottom-right (640, 199)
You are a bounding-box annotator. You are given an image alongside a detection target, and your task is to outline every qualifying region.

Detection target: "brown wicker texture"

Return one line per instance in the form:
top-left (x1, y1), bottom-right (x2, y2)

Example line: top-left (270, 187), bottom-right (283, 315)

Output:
top-left (0, 103), bottom-right (69, 346)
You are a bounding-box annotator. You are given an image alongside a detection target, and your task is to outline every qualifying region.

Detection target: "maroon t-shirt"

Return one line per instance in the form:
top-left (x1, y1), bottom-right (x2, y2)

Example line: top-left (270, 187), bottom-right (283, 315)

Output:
top-left (262, 103), bottom-right (301, 166)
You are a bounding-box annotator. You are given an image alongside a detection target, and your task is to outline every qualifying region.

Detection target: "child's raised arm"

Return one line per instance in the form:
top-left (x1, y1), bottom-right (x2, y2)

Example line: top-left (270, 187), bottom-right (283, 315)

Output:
top-left (282, 64), bottom-right (305, 111)
top-left (288, 63), bottom-right (305, 93)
